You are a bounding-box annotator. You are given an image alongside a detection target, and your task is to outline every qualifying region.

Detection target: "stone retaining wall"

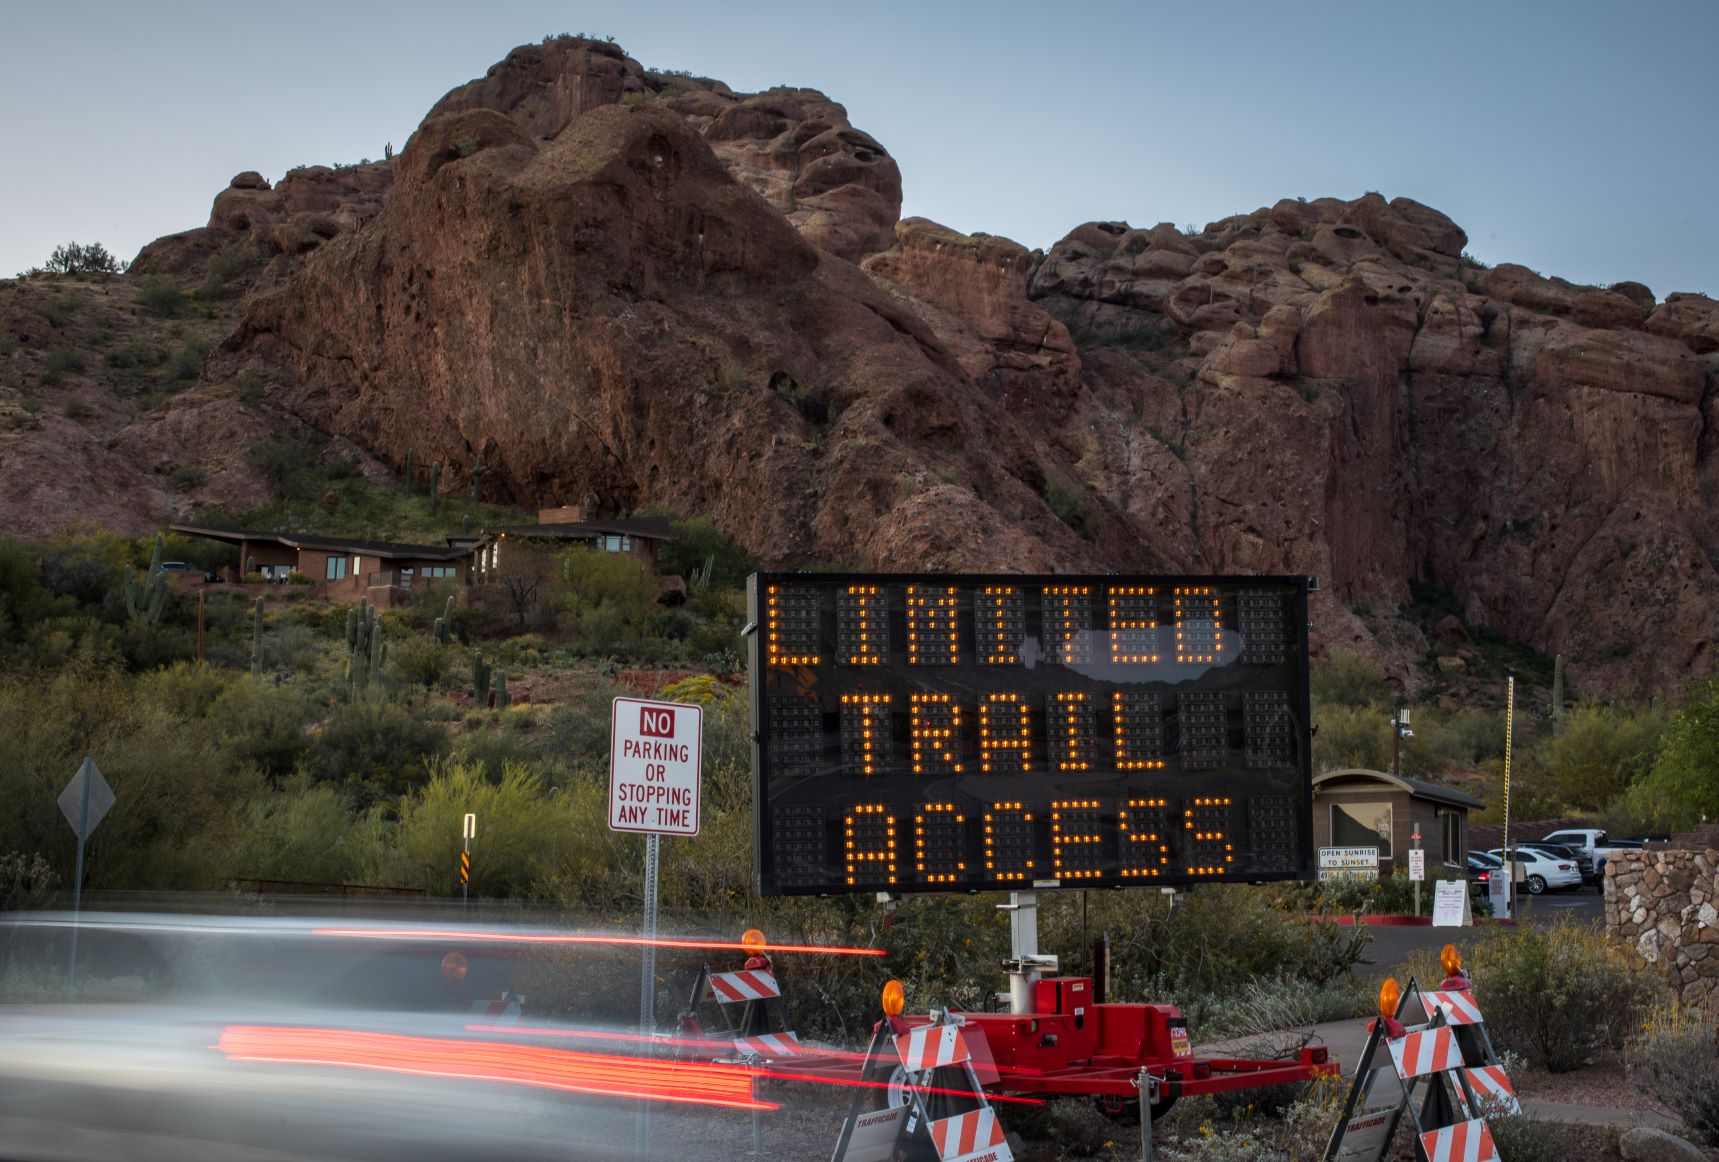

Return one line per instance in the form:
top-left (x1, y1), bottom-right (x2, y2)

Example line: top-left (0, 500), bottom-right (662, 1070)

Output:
top-left (1606, 849), bottom-right (1719, 1007)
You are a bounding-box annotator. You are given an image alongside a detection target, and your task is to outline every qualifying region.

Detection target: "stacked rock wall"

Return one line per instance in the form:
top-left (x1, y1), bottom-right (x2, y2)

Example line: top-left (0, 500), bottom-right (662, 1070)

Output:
top-left (1606, 849), bottom-right (1719, 1007)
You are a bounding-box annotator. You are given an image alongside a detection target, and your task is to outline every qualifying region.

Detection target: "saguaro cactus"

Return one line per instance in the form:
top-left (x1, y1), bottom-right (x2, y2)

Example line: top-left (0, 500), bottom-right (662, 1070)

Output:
top-left (251, 597), bottom-right (264, 676)
top-left (404, 448), bottom-right (414, 495)
top-left (495, 668), bottom-right (509, 710)
top-left (472, 453), bottom-right (486, 505)
top-left (123, 534), bottom-right (170, 624)
top-left (473, 654), bottom-right (492, 706)
top-left (429, 460), bottom-right (442, 513)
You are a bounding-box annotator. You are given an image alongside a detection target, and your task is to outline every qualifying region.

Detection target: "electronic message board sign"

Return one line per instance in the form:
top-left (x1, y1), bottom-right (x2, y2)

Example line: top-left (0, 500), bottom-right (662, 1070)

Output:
top-left (747, 573), bottom-right (1314, 897)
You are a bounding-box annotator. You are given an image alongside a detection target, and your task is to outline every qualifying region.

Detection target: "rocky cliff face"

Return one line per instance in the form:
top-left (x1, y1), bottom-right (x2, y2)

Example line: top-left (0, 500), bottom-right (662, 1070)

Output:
top-left (7, 36), bottom-right (1716, 698)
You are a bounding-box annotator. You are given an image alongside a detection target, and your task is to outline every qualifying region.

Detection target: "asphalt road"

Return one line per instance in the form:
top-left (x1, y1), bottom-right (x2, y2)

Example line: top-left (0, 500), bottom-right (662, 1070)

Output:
top-left (1360, 883), bottom-right (1606, 980)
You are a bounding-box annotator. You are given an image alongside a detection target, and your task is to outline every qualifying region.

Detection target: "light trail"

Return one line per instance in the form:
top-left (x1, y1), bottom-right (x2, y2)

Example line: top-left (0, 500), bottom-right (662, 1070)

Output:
top-left (311, 927), bottom-right (886, 956)
top-left (217, 1025), bottom-right (774, 1110)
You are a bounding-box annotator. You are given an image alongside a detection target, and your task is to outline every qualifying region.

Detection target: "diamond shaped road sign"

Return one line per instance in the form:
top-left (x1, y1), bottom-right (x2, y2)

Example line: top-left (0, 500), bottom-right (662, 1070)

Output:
top-left (58, 756), bottom-right (115, 841)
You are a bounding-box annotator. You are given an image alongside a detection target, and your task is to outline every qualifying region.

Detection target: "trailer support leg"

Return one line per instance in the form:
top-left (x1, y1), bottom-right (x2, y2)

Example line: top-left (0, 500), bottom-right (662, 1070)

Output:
top-left (1137, 1067), bottom-right (1156, 1162)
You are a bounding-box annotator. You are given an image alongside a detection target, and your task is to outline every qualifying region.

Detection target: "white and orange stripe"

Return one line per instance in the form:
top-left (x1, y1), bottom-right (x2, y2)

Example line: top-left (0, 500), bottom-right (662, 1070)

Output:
top-left (1461, 1065), bottom-right (1521, 1115)
top-left (1420, 990), bottom-right (1484, 1026)
top-left (731, 1031), bottom-right (801, 1058)
top-left (895, 1022), bottom-right (970, 1072)
top-left (467, 998), bottom-right (521, 1025)
top-left (1419, 1117), bottom-right (1498, 1162)
top-left (1388, 1027), bottom-right (1463, 1079)
top-left (929, 1108), bottom-right (1007, 1162)
top-left (706, 970), bottom-right (782, 1003)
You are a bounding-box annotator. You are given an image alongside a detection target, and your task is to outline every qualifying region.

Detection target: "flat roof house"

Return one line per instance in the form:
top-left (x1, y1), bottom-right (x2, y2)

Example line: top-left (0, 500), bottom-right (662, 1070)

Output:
top-left (169, 524), bottom-right (474, 608)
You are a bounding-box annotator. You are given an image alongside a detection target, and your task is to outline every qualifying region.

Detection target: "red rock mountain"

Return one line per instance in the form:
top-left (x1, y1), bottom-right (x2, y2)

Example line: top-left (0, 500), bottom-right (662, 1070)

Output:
top-left (9, 37), bottom-right (1719, 697)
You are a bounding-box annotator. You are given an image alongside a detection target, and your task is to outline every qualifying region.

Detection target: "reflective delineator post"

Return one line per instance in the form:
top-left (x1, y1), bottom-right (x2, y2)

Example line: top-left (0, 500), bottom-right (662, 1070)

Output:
top-left (1501, 677), bottom-right (1515, 920)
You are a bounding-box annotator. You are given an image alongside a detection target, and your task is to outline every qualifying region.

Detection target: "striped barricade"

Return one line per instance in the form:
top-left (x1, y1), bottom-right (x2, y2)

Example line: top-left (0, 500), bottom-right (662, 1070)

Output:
top-left (928, 1108), bottom-right (1010, 1162)
top-left (1457, 1065), bottom-right (1521, 1117)
top-left (1388, 1026), bottom-right (1464, 1080)
top-left (705, 969), bottom-right (781, 1004)
top-left (467, 998), bottom-right (521, 1025)
top-left (1420, 990), bottom-right (1484, 1026)
top-left (895, 1021), bottom-right (971, 1073)
top-left (732, 1031), bottom-right (801, 1059)
top-left (1419, 1117), bottom-right (1499, 1162)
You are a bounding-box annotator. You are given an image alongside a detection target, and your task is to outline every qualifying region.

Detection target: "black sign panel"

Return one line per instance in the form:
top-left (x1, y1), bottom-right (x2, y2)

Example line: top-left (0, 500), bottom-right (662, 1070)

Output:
top-left (748, 574), bottom-right (1314, 896)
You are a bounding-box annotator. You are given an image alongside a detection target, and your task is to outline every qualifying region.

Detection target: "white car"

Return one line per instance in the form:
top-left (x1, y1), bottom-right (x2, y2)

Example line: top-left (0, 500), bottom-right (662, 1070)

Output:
top-left (1486, 847), bottom-right (1583, 894)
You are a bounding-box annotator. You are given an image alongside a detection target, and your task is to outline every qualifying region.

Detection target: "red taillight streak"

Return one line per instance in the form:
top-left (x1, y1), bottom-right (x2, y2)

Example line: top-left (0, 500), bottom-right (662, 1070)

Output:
top-left (310, 928), bottom-right (885, 956)
top-left (459, 1025), bottom-right (1041, 1105)
top-left (465, 1023), bottom-right (880, 1065)
top-left (218, 1026), bottom-right (773, 1110)
top-left (751, 1065), bottom-right (1044, 1106)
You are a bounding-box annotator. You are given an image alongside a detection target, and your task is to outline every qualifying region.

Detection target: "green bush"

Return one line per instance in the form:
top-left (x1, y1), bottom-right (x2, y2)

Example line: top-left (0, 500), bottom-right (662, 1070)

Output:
top-left (303, 693), bottom-right (449, 799)
top-left (133, 274), bottom-right (189, 317)
top-left (390, 635), bottom-right (452, 690)
top-left (1310, 648), bottom-right (1392, 708)
top-left (657, 516), bottom-right (756, 589)
top-left (0, 852), bottom-right (57, 911)
top-left (1465, 919), bottom-right (1664, 1072)
top-left (1628, 1001), bottom-right (1719, 1145)
top-left (166, 338), bottom-right (210, 382)
top-left (106, 341), bottom-right (167, 370)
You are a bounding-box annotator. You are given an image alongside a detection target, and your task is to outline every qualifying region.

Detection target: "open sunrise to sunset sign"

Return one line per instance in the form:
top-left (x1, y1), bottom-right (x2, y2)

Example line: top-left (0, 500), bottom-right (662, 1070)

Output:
top-left (747, 573), bottom-right (1315, 896)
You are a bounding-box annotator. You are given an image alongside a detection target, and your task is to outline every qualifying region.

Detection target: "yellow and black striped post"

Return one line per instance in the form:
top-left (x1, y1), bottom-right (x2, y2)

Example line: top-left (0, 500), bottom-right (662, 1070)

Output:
top-left (460, 813), bottom-right (475, 907)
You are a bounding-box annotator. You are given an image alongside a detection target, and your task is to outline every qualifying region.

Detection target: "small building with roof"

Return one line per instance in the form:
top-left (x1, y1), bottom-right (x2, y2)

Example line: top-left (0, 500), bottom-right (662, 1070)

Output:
top-left (169, 524), bottom-right (473, 608)
top-left (1312, 768), bottom-right (1487, 877)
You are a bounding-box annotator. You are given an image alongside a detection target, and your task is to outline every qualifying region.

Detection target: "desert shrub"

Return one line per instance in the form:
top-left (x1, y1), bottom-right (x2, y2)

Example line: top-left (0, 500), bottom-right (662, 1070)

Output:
top-left (106, 341), bottom-right (166, 370)
top-left (303, 693), bottom-right (449, 799)
top-left (228, 778), bottom-right (361, 885)
top-left (359, 759), bottom-right (573, 898)
top-left (1310, 648), bottom-right (1392, 708)
top-left (390, 635), bottom-right (452, 690)
top-left (208, 678), bottom-right (315, 780)
top-left (1466, 919), bottom-right (1665, 1071)
top-left (42, 241), bottom-right (123, 276)
top-left (1622, 676), bottom-right (1719, 828)
top-left (1627, 1001), bottom-right (1719, 1145)
top-left (133, 274), bottom-right (189, 317)
top-left (0, 852), bottom-right (56, 911)
top-left (452, 716), bottom-right (540, 782)
top-left (42, 347), bottom-right (87, 384)
top-left (657, 516), bottom-right (756, 589)
top-left (165, 338), bottom-right (210, 382)
top-left (1312, 703), bottom-right (1390, 772)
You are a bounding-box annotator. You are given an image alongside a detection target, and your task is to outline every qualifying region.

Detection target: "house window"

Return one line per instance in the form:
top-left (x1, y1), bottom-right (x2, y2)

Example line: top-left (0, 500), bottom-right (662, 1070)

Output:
top-left (601, 535), bottom-right (632, 553)
top-left (325, 556), bottom-right (348, 581)
top-left (1331, 802), bottom-right (1392, 859)
top-left (421, 566), bottom-right (456, 579)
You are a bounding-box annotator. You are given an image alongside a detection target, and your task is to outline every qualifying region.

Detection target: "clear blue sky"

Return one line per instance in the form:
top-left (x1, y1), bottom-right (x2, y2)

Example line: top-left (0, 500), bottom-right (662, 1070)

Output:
top-left (2, 0), bottom-right (1713, 296)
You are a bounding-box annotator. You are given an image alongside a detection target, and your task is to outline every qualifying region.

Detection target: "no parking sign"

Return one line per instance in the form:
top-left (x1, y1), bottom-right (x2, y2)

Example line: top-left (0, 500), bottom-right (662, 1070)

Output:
top-left (609, 697), bottom-right (703, 835)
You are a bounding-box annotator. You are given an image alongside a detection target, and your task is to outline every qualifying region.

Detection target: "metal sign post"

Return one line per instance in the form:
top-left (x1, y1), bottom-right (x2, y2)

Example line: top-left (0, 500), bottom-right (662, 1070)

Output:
top-left (461, 813), bottom-right (475, 908)
top-left (56, 756), bottom-right (115, 992)
top-left (1500, 677), bottom-right (1515, 920)
top-left (610, 697), bottom-right (703, 1162)
top-left (1411, 825), bottom-right (1423, 916)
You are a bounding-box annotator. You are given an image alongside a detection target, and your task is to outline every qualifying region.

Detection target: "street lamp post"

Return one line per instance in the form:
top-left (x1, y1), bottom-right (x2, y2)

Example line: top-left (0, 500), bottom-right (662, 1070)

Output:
top-left (1391, 707), bottom-right (1411, 777)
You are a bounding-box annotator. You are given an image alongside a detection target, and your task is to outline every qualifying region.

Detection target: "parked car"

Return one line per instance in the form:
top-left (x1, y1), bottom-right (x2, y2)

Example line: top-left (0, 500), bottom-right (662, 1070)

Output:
top-left (158, 560), bottom-right (193, 571)
top-left (1486, 847), bottom-right (1582, 894)
top-left (1540, 828), bottom-right (1626, 882)
top-left (1465, 851), bottom-right (1500, 897)
top-left (1517, 841), bottom-right (1590, 877)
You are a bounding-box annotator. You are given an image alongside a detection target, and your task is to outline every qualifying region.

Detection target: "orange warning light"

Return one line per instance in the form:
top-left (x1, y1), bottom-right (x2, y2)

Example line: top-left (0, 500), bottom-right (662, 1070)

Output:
top-left (1378, 976), bottom-right (1401, 1020)
top-left (441, 951), bottom-right (468, 983)
top-left (742, 928), bottom-right (767, 954)
top-left (881, 978), bottom-right (906, 1017)
top-left (1440, 943), bottom-right (1462, 978)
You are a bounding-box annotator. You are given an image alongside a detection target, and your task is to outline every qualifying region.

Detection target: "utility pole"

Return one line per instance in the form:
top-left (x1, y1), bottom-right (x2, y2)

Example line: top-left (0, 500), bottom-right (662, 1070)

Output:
top-left (1392, 707), bottom-right (1411, 777)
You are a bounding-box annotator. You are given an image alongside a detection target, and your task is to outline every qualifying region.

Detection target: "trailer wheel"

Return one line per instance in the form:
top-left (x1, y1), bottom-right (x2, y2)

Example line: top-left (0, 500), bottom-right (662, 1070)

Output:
top-left (1093, 1092), bottom-right (1178, 1123)
top-left (886, 1065), bottom-right (911, 1107)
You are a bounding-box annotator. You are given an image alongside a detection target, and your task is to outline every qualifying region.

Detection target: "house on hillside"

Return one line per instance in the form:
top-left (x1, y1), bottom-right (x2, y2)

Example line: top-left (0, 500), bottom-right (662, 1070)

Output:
top-left (473, 506), bottom-right (676, 574)
top-left (168, 524), bottom-right (474, 608)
